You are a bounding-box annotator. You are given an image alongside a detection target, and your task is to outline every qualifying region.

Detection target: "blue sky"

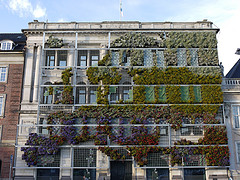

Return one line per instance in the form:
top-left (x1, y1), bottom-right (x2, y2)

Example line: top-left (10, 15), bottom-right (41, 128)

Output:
top-left (0, 0), bottom-right (240, 74)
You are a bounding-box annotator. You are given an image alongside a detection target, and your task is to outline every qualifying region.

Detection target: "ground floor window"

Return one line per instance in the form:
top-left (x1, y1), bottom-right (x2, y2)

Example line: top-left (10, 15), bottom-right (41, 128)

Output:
top-left (146, 168), bottom-right (169, 180)
top-left (110, 161), bottom-right (132, 180)
top-left (73, 169), bottom-right (96, 180)
top-left (37, 169), bottom-right (59, 180)
top-left (184, 168), bottom-right (205, 180)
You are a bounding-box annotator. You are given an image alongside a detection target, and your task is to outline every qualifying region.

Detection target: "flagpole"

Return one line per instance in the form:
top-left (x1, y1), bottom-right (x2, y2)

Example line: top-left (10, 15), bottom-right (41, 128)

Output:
top-left (120, 0), bottom-right (122, 21)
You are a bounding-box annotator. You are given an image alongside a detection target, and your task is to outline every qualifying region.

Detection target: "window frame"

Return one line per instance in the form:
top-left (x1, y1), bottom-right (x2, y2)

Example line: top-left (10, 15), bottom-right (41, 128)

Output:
top-left (232, 105), bottom-right (240, 129)
top-left (0, 94), bottom-right (6, 118)
top-left (236, 141), bottom-right (240, 163)
top-left (0, 40), bottom-right (13, 50)
top-left (0, 66), bottom-right (8, 83)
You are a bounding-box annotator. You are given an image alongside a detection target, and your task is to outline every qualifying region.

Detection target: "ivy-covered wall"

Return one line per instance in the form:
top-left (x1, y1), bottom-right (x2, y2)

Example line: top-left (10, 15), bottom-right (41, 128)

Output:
top-left (22, 31), bottom-right (228, 170)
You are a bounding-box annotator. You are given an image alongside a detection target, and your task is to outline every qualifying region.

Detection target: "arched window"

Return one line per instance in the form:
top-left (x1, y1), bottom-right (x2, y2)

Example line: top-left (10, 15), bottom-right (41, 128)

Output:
top-left (76, 82), bottom-right (86, 104)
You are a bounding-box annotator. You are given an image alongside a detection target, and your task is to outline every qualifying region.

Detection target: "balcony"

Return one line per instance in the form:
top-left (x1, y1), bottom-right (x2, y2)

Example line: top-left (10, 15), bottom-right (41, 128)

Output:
top-left (222, 78), bottom-right (240, 91)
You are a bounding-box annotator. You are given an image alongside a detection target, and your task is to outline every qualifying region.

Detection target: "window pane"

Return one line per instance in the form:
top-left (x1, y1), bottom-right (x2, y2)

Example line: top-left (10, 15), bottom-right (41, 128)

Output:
top-left (0, 97), bottom-right (3, 116)
top-left (80, 61), bottom-right (86, 66)
top-left (57, 51), bottom-right (67, 66)
top-left (237, 143), bottom-right (240, 162)
top-left (1, 43), bottom-right (6, 50)
top-left (91, 61), bottom-right (98, 67)
top-left (79, 94), bottom-right (86, 104)
top-left (0, 68), bottom-right (6, 82)
top-left (235, 116), bottom-right (240, 128)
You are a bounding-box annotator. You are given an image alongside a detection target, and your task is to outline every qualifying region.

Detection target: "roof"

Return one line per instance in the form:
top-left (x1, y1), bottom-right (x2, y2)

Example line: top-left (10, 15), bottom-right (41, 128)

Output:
top-left (0, 33), bottom-right (26, 52)
top-left (226, 59), bottom-right (240, 78)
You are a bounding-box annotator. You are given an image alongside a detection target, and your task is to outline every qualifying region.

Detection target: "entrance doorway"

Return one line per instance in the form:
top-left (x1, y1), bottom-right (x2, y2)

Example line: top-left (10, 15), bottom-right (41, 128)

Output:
top-left (110, 161), bottom-right (132, 180)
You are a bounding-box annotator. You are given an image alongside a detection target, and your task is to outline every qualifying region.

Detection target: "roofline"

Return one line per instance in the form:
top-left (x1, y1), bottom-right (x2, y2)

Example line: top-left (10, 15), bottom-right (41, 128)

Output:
top-left (22, 28), bottom-right (220, 33)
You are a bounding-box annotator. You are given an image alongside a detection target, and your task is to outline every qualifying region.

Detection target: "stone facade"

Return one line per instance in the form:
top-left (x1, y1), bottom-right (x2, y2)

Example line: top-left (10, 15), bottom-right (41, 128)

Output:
top-left (15, 20), bottom-right (229, 180)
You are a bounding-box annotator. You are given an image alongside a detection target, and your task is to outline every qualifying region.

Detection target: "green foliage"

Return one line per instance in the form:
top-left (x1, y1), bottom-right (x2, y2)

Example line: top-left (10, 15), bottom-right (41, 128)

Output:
top-left (133, 86), bottom-right (146, 104)
top-left (86, 67), bottom-right (122, 85)
top-left (201, 85), bottom-right (223, 104)
top-left (166, 86), bottom-right (181, 104)
top-left (97, 86), bottom-right (109, 104)
top-left (60, 68), bottom-right (73, 104)
top-left (111, 32), bottom-right (160, 48)
top-left (46, 35), bottom-right (63, 48)
top-left (98, 53), bottom-right (112, 66)
top-left (129, 67), bottom-right (222, 85)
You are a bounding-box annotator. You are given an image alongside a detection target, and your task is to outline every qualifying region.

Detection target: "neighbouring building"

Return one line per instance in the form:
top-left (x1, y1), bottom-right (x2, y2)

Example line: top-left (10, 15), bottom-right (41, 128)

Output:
top-left (222, 52), bottom-right (240, 180)
top-left (14, 20), bottom-right (229, 180)
top-left (0, 33), bottom-right (25, 179)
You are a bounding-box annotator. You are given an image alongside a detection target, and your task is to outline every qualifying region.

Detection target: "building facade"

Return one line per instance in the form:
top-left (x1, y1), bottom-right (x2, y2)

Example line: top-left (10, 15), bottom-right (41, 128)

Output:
top-left (0, 34), bottom-right (25, 179)
top-left (15, 20), bottom-right (229, 180)
top-left (222, 58), bottom-right (240, 179)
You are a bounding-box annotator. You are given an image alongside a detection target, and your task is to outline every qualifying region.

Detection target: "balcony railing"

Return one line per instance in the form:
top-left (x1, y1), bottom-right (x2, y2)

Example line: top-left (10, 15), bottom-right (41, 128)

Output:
top-left (222, 78), bottom-right (240, 89)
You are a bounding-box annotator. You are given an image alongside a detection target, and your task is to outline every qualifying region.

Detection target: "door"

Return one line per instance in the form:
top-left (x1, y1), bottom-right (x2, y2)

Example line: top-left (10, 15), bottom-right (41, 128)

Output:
top-left (110, 161), bottom-right (132, 180)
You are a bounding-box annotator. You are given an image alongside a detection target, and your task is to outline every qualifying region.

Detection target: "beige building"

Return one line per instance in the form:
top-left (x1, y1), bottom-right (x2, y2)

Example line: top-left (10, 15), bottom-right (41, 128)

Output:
top-left (14, 20), bottom-right (229, 180)
top-left (222, 56), bottom-right (240, 180)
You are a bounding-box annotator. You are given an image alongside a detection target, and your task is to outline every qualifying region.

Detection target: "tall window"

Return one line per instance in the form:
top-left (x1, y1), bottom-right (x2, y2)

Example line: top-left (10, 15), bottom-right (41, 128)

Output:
top-left (0, 67), bottom-right (7, 82)
top-left (76, 82), bottom-right (86, 104)
top-left (45, 50), bottom-right (67, 67)
top-left (57, 50), bottom-right (67, 67)
top-left (89, 87), bottom-right (97, 104)
top-left (45, 51), bottom-right (55, 67)
top-left (233, 106), bottom-right (240, 128)
top-left (0, 96), bottom-right (5, 116)
top-left (43, 83), bottom-right (53, 104)
top-left (236, 142), bottom-right (240, 163)
top-left (39, 118), bottom-right (48, 134)
top-left (90, 50), bottom-right (99, 66)
top-left (109, 87), bottom-right (119, 103)
top-left (123, 82), bottom-right (131, 102)
top-left (78, 50), bottom-right (87, 66)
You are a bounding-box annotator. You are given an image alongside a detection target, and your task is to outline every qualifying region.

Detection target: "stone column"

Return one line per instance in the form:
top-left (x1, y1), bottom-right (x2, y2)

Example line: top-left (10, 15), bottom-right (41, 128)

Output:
top-left (33, 46), bottom-right (42, 102)
top-left (22, 46), bottom-right (34, 103)
top-left (68, 49), bottom-right (74, 66)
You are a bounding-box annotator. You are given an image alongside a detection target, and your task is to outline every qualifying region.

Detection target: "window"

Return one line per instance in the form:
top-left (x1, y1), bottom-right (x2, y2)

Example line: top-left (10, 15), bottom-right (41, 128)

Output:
top-left (122, 82), bottom-right (132, 102)
top-left (236, 142), bottom-right (240, 163)
top-left (76, 82), bottom-right (86, 104)
top-left (109, 87), bottom-right (119, 103)
top-left (89, 87), bottom-right (97, 104)
top-left (233, 106), bottom-right (240, 128)
top-left (78, 50), bottom-right (87, 66)
top-left (0, 67), bottom-right (7, 82)
top-left (39, 118), bottom-right (48, 134)
top-left (45, 51), bottom-right (55, 67)
top-left (43, 82), bottom-right (53, 104)
top-left (0, 95), bottom-right (6, 117)
top-left (0, 41), bottom-right (13, 50)
top-left (90, 50), bottom-right (99, 66)
top-left (45, 50), bottom-right (67, 67)
top-left (57, 50), bottom-right (67, 67)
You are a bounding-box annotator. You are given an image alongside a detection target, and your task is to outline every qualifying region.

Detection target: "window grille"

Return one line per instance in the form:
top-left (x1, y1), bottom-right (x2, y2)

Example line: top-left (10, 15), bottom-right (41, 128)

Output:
top-left (57, 50), bottom-right (67, 67)
top-left (74, 148), bottom-right (97, 167)
top-left (147, 152), bottom-right (169, 167)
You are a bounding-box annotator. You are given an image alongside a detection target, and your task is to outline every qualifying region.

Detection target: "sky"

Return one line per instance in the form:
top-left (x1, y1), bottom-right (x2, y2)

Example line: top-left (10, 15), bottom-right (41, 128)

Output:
top-left (0, 0), bottom-right (240, 75)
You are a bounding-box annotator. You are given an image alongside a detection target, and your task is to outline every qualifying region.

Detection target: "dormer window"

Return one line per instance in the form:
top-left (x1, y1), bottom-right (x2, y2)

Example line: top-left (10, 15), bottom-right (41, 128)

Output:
top-left (0, 40), bottom-right (13, 50)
